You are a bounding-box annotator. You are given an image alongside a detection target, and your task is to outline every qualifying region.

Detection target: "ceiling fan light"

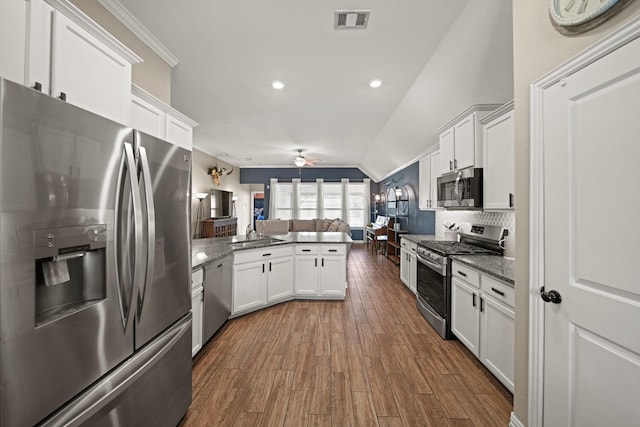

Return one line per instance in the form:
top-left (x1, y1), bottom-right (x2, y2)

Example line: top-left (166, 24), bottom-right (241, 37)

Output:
top-left (294, 156), bottom-right (306, 167)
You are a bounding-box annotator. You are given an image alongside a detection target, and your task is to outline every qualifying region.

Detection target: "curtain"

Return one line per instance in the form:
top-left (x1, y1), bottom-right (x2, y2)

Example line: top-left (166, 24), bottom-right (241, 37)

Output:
top-left (316, 178), bottom-right (324, 219)
top-left (292, 178), bottom-right (300, 219)
top-left (268, 178), bottom-right (278, 219)
top-left (364, 178), bottom-right (371, 226)
top-left (341, 178), bottom-right (349, 222)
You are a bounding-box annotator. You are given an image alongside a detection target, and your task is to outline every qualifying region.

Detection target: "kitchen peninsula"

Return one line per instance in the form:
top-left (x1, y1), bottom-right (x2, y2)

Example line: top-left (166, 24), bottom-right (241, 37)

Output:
top-left (190, 232), bottom-right (352, 356)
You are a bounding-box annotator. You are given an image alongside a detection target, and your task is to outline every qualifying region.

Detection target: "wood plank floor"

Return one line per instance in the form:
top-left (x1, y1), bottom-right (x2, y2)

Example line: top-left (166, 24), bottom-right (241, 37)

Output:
top-left (182, 244), bottom-right (513, 426)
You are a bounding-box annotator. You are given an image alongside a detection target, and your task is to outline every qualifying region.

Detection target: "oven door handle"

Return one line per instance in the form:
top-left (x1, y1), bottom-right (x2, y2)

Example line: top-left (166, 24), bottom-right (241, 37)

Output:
top-left (417, 254), bottom-right (445, 275)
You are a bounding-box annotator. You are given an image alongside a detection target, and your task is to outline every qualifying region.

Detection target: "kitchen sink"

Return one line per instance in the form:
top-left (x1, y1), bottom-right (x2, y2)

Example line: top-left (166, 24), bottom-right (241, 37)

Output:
top-left (227, 236), bottom-right (286, 249)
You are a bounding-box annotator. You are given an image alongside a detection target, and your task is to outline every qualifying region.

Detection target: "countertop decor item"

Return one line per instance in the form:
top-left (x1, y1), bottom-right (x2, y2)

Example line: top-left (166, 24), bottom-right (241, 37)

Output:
top-left (550, 0), bottom-right (635, 35)
top-left (208, 165), bottom-right (233, 185)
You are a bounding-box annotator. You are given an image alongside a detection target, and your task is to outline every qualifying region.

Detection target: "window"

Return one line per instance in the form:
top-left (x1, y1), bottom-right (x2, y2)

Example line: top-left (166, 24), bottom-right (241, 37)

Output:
top-left (323, 183), bottom-right (342, 219)
top-left (298, 183), bottom-right (318, 220)
top-left (270, 180), bottom-right (368, 228)
top-left (347, 183), bottom-right (365, 227)
top-left (274, 183), bottom-right (293, 219)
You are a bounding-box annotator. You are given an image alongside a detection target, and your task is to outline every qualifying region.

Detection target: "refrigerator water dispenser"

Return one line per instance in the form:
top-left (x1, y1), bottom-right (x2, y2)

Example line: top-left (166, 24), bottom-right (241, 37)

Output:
top-left (34, 225), bottom-right (107, 326)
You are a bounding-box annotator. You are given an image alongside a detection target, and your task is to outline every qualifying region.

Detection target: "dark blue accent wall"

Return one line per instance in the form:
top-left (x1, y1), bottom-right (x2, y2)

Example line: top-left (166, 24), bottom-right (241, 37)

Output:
top-left (375, 162), bottom-right (435, 235)
top-left (239, 164), bottom-right (434, 238)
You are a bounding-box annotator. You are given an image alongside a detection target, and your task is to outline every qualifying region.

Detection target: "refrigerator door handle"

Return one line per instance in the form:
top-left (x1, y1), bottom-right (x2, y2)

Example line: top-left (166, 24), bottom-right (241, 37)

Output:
top-left (114, 142), bottom-right (144, 329)
top-left (137, 146), bottom-right (156, 317)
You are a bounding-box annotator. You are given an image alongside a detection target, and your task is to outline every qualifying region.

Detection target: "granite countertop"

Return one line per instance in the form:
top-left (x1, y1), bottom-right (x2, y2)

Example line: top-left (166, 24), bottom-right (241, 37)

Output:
top-left (192, 232), bottom-right (353, 269)
top-left (450, 254), bottom-right (515, 285)
top-left (400, 234), bottom-right (437, 244)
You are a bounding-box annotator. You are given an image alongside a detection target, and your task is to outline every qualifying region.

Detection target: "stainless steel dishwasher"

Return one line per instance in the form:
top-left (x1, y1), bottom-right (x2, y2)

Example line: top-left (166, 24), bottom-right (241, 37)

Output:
top-left (203, 255), bottom-right (232, 344)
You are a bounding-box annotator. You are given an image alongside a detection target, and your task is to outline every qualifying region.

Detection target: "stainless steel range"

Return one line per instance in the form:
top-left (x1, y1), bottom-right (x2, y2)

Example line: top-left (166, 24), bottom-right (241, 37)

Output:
top-left (416, 224), bottom-right (504, 339)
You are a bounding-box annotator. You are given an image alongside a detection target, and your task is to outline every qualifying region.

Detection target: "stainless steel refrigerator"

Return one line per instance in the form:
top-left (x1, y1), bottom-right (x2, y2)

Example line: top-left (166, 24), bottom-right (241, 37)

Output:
top-left (0, 78), bottom-right (192, 426)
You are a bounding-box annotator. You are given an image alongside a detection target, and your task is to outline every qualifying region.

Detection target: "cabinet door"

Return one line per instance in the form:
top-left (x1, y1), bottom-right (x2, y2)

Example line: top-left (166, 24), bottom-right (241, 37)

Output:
top-left (320, 256), bottom-right (346, 297)
top-left (439, 127), bottom-right (455, 175)
top-left (0, 0), bottom-right (27, 85)
top-left (483, 110), bottom-right (515, 210)
top-left (50, 11), bottom-right (131, 123)
top-left (451, 277), bottom-right (480, 356)
top-left (400, 248), bottom-right (410, 286)
top-left (418, 155), bottom-right (431, 209)
top-left (233, 262), bottom-right (266, 314)
top-left (453, 113), bottom-right (476, 170)
top-left (191, 285), bottom-right (203, 357)
top-left (409, 252), bottom-right (417, 294)
top-left (480, 295), bottom-right (515, 392)
top-left (131, 94), bottom-right (166, 139)
top-left (267, 256), bottom-right (294, 302)
top-left (295, 256), bottom-right (319, 295)
top-left (429, 151), bottom-right (440, 209)
top-left (165, 114), bottom-right (193, 151)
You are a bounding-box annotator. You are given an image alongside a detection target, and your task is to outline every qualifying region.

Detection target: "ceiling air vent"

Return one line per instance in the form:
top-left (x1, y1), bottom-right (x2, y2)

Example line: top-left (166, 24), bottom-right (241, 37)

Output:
top-left (334, 10), bottom-right (370, 30)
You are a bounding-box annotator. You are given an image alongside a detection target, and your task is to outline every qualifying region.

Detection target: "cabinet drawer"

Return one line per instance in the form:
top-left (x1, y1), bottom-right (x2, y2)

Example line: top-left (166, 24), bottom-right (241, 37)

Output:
top-left (191, 267), bottom-right (203, 288)
top-left (320, 245), bottom-right (346, 255)
top-left (400, 239), bottom-right (417, 251)
top-left (296, 245), bottom-right (319, 255)
top-left (234, 245), bottom-right (293, 264)
top-left (481, 275), bottom-right (514, 308)
top-left (451, 262), bottom-right (480, 288)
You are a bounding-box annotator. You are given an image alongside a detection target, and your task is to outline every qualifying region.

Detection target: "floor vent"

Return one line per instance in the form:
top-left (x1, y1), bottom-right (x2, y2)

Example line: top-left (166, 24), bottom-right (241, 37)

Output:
top-left (334, 10), bottom-right (370, 30)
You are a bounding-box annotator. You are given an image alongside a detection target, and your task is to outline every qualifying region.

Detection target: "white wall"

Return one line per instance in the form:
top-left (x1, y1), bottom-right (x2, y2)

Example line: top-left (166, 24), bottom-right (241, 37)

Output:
top-left (512, 2), bottom-right (640, 423)
top-left (191, 148), bottom-right (252, 236)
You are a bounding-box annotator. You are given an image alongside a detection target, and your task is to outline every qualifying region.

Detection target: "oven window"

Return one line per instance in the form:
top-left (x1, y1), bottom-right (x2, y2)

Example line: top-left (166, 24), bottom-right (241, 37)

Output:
top-left (416, 261), bottom-right (446, 317)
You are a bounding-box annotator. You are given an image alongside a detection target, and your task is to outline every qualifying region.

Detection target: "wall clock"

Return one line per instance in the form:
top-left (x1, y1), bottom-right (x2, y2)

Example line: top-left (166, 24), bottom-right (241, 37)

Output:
top-left (550, 0), bottom-right (636, 34)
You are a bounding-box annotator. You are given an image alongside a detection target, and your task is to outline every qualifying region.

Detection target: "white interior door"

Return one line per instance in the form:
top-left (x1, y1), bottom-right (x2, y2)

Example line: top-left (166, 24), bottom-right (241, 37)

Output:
top-left (541, 35), bottom-right (640, 426)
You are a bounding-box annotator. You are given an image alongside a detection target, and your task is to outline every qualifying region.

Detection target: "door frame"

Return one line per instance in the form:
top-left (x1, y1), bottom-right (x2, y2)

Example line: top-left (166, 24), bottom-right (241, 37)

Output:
top-left (528, 15), bottom-right (640, 427)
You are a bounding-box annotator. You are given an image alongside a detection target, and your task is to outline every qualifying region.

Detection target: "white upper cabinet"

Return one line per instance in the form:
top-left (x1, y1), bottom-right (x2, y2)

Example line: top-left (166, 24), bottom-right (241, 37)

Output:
top-left (23, 0), bottom-right (141, 124)
top-left (0, 0), bottom-right (27, 84)
top-left (418, 149), bottom-right (440, 210)
top-left (482, 101), bottom-right (515, 210)
top-left (130, 84), bottom-right (198, 150)
top-left (437, 105), bottom-right (501, 176)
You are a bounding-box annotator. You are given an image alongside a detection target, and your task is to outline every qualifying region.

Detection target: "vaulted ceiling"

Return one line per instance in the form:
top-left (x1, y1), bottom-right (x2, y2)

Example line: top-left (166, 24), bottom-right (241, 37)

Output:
top-left (117, 0), bottom-right (514, 181)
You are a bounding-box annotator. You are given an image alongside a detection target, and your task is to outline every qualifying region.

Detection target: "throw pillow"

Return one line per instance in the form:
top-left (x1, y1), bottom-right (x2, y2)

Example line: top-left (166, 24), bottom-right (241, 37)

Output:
top-left (321, 218), bottom-right (333, 232)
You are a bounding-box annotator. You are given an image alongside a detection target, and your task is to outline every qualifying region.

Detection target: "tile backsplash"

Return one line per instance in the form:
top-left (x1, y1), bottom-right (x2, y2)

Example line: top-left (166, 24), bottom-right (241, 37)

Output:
top-left (435, 210), bottom-right (515, 239)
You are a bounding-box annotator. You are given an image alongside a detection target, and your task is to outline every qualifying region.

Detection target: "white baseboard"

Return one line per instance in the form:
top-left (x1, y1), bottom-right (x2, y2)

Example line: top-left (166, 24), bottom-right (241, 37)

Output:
top-left (509, 412), bottom-right (525, 427)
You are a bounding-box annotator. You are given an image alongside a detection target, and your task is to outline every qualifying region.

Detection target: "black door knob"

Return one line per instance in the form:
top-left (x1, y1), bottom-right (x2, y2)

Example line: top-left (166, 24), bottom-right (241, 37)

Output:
top-left (540, 287), bottom-right (562, 304)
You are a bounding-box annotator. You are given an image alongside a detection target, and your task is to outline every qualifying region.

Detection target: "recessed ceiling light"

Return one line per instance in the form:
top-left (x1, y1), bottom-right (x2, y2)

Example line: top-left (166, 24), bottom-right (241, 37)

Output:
top-left (369, 79), bottom-right (382, 88)
top-left (272, 81), bottom-right (285, 90)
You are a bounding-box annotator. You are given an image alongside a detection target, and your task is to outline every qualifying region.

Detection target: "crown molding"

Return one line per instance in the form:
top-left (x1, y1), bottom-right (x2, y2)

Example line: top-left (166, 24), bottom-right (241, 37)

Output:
top-left (435, 103), bottom-right (504, 135)
top-left (98, 0), bottom-right (179, 67)
top-left (480, 100), bottom-right (515, 124)
top-left (45, 0), bottom-right (142, 64)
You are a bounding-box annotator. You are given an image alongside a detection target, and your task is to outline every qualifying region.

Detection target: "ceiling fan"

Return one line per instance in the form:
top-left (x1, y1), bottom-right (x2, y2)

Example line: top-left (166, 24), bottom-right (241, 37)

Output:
top-left (293, 149), bottom-right (320, 167)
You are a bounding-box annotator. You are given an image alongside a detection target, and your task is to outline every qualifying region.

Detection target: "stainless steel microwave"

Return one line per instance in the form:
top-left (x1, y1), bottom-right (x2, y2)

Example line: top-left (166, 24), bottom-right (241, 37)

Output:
top-left (437, 167), bottom-right (483, 209)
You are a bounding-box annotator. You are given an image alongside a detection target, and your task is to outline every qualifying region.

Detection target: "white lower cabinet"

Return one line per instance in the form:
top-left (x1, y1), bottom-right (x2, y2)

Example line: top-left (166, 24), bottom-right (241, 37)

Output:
top-left (399, 239), bottom-right (417, 294)
top-left (232, 246), bottom-right (294, 316)
top-left (191, 268), bottom-right (204, 357)
top-left (480, 294), bottom-right (515, 391)
top-left (451, 277), bottom-right (480, 356)
top-left (294, 245), bottom-right (346, 298)
top-left (450, 261), bottom-right (514, 392)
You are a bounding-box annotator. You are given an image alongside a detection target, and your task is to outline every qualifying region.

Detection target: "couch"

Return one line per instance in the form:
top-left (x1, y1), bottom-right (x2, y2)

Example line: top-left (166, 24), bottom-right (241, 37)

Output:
top-left (256, 218), bottom-right (351, 236)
